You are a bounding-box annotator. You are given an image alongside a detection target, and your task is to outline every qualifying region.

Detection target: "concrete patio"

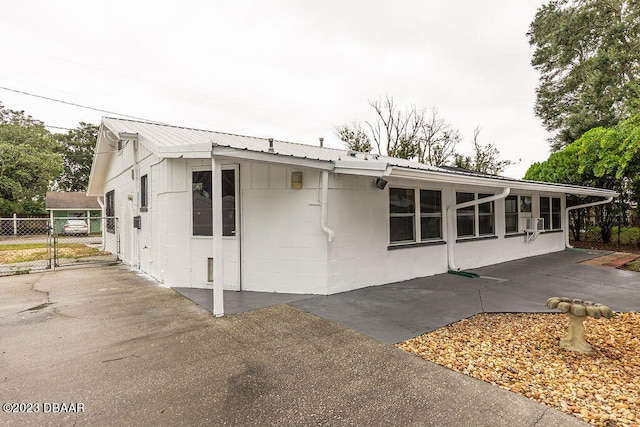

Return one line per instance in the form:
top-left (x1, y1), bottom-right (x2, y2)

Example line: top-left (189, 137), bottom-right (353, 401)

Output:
top-left (175, 249), bottom-right (640, 344)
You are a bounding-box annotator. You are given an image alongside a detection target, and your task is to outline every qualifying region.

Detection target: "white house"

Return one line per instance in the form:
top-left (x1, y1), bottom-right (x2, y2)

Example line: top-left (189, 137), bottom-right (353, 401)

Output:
top-left (87, 117), bottom-right (617, 311)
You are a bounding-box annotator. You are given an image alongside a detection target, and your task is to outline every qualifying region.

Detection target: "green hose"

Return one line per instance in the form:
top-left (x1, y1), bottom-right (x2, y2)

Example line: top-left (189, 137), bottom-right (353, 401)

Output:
top-left (448, 269), bottom-right (480, 278)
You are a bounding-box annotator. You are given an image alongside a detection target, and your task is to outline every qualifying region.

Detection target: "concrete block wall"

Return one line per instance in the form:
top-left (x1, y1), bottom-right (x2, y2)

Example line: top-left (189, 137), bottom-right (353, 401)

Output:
top-left (240, 163), bottom-right (329, 294)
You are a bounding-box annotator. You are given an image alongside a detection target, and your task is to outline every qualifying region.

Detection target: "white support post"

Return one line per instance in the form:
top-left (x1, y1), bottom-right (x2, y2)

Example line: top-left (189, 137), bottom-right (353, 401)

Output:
top-left (212, 156), bottom-right (224, 317)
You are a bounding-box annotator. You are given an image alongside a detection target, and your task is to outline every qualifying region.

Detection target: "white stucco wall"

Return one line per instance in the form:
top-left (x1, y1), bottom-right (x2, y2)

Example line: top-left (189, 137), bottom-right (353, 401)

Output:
top-left (240, 163), bottom-right (329, 294)
top-left (324, 176), bottom-right (568, 294)
top-left (104, 143), bottom-right (569, 295)
top-left (325, 174), bottom-right (448, 294)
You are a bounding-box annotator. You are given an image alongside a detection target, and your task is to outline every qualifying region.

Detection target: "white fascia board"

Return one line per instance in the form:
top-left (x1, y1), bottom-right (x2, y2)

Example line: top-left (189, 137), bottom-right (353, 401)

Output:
top-left (389, 167), bottom-right (618, 197)
top-left (155, 143), bottom-right (212, 158)
top-left (333, 159), bottom-right (389, 176)
top-left (87, 124), bottom-right (115, 196)
top-left (212, 146), bottom-right (333, 170)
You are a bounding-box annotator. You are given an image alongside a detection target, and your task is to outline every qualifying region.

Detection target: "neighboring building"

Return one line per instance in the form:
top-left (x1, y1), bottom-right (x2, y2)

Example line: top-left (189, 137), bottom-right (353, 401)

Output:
top-left (87, 117), bottom-right (617, 298)
top-left (45, 192), bottom-right (102, 234)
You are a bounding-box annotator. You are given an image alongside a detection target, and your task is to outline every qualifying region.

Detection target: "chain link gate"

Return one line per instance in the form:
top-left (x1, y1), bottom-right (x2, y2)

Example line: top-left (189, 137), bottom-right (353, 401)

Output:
top-left (0, 216), bottom-right (119, 275)
top-left (52, 217), bottom-right (120, 268)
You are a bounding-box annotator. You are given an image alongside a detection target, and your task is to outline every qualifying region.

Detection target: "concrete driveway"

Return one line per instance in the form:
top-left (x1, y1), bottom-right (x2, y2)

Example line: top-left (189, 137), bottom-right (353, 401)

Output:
top-left (0, 263), bottom-right (588, 426)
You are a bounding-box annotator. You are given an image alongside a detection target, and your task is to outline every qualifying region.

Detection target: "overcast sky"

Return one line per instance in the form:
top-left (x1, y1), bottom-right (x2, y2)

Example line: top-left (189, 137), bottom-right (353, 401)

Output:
top-left (1, 0), bottom-right (549, 178)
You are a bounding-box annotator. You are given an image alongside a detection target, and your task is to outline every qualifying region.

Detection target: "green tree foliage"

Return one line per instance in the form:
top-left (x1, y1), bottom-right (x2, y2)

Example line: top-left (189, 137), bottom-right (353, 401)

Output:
top-left (334, 122), bottom-right (373, 153)
top-left (454, 127), bottom-right (514, 175)
top-left (528, 0), bottom-right (640, 150)
top-left (0, 102), bottom-right (62, 215)
top-left (54, 122), bottom-right (99, 192)
top-left (525, 114), bottom-right (640, 242)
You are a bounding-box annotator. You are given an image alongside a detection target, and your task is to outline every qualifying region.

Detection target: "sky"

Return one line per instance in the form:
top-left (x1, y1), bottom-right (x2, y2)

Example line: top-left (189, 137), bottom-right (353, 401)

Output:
top-left (1, 0), bottom-right (550, 179)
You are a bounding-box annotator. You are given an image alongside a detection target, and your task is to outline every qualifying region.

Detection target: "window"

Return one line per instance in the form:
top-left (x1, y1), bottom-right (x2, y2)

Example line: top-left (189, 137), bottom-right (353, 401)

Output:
top-left (420, 189), bottom-right (442, 240)
top-left (456, 192), bottom-right (495, 238)
top-left (389, 188), bottom-right (443, 244)
top-left (221, 169), bottom-right (236, 237)
top-left (193, 171), bottom-right (213, 236)
top-left (540, 196), bottom-right (562, 230)
top-left (505, 195), bottom-right (518, 233)
top-left (140, 174), bottom-right (148, 210)
top-left (478, 193), bottom-right (495, 235)
top-left (389, 188), bottom-right (415, 243)
top-left (456, 192), bottom-right (475, 237)
top-left (105, 190), bottom-right (115, 233)
top-left (505, 195), bottom-right (532, 234)
top-left (552, 197), bottom-right (561, 229)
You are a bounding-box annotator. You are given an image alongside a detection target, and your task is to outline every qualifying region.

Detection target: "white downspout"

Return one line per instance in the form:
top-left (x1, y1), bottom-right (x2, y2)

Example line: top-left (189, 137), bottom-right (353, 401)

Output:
top-left (446, 187), bottom-right (511, 271)
top-left (320, 170), bottom-right (335, 242)
top-left (564, 196), bottom-right (614, 248)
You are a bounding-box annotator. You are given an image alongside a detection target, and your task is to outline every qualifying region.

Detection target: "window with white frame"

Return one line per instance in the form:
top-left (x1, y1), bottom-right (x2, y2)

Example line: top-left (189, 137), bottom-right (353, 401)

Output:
top-left (420, 189), bottom-right (442, 240)
top-left (140, 174), bottom-right (148, 211)
top-left (540, 196), bottom-right (562, 230)
top-left (192, 171), bottom-right (213, 236)
top-left (456, 192), bottom-right (495, 238)
top-left (505, 195), bottom-right (518, 233)
top-left (389, 188), bottom-right (415, 243)
top-left (105, 190), bottom-right (115, 233)
top-left (389, 188), bottom-right (442, 244)
top-left (505, 195), bottom-right (532, 234)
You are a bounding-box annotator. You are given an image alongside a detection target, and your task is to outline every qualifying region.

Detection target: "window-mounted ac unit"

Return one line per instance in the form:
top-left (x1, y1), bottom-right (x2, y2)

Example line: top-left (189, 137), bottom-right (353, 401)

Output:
top-left (524, 218), bottom-right (544, 231)
top-left (524, 218), bottom-right (544, 241)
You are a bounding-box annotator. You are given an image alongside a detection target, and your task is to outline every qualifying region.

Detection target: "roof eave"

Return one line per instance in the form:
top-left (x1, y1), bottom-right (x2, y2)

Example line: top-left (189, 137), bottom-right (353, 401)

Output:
top-left (212, 145), bottom-right (333, 170)
top-left (389, 167), bottom-right (618, 198)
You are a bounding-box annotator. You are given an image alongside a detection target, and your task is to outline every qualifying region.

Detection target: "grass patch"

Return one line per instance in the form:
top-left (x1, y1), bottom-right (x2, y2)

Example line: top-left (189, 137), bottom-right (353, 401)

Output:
top-left (624, 258), bottom-right (640, 272)
top-left (0, 243), bottom-right (108, 264)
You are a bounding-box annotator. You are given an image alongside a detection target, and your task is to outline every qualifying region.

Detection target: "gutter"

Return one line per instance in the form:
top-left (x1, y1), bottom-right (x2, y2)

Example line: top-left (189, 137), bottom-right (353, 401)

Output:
top-left (564, 196), bottom-right (614, 248)
top-left (320, 170), bottom-right (335, 242)
top-left (446, 187), bottom-right (511, 271)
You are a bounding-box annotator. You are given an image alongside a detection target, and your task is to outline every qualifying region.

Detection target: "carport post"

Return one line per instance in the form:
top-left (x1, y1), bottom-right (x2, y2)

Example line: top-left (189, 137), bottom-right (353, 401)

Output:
top-left (212, 155), bottom-right (224, 317)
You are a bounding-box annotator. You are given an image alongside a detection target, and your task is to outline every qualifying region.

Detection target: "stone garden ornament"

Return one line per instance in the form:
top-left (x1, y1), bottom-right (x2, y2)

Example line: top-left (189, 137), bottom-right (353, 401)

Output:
top-left (546, 297), bottom-right (614, 354)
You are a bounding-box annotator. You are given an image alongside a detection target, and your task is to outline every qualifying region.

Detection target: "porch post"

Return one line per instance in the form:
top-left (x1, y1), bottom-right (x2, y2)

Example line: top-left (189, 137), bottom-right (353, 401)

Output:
top-left (212, 155), bottom-right (224, 317)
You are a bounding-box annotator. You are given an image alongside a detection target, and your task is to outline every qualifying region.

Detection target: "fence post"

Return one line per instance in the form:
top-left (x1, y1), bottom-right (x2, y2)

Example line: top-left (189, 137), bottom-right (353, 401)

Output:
top-left (13, 213), bottom-right (17, 236)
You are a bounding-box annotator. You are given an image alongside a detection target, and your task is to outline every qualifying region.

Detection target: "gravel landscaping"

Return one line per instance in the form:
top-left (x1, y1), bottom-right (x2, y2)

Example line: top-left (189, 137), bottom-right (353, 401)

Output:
top-left (397, 312), bottom-right (639, 426)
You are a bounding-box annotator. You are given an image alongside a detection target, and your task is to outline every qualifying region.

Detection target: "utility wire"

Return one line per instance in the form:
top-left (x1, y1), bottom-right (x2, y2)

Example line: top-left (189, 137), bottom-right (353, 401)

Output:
top-left (0, 85), bottom-right (161, 123)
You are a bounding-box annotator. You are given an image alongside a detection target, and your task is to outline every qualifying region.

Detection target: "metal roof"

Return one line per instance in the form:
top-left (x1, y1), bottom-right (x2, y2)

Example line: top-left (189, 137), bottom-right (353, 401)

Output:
top-left (89, 117), bottom-right (618, 199)
top-left (101, 117), bottom-right (439, 169)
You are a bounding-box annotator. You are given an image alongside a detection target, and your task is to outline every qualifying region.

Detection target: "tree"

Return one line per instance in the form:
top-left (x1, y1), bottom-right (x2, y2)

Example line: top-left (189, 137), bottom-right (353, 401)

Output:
top-left (54, 122), bottom-right (99, 192)
top-left (524, 114), bottom-right (640, 242)
top-left (334, 122), bottom-right (373, 153)
top-left (416, 108), bottom-right (461, 166)
top-left (525, 143), bottom-right (589, 240)
top-left (528, 0), bottom-right (640, 150)
top-left (365, 95), bottom-right (423, 159)
top-left (0, 102), bottom-right (62, 215)
top-left (335, 96), bottom-right (460, 166)
top-left (454, 127), bottom-right (513, 175)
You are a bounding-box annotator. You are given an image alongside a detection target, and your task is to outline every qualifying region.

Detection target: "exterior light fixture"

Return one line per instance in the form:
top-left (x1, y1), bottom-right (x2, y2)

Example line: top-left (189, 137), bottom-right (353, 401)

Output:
top-left (375, 177), bottom-right (387, 190)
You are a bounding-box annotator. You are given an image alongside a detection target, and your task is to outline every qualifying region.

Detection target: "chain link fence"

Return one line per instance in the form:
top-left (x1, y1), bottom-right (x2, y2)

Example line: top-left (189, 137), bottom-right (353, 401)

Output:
top-left (51, 217), bottom-right (119, 268)
top-left (0, 216), bottom-right (119, 275)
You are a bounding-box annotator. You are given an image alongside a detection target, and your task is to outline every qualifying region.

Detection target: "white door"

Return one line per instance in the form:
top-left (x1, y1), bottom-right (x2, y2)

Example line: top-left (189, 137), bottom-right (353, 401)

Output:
top-left (221, 165), bottom-right (240, 290)
top-left (190, 166), bottom-right (240, 290)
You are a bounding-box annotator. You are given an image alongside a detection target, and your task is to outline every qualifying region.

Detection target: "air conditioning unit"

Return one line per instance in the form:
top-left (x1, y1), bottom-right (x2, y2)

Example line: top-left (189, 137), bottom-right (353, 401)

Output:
top-left (524, 218), bottom-right (544, 231)
top-left (524, 218), bottom-right (544, 241)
